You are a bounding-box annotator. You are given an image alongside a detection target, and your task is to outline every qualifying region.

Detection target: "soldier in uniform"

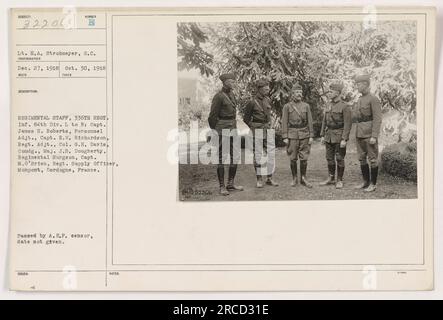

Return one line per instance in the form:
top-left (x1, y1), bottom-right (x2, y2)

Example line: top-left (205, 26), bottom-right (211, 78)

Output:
top-left (353, 74), bottom-right (382, 192)
top-left (208, 73), bottom-right (244, 196)
top-left (319, 82), bottom-right (352, 189)
top-left (243, 79), bottom-right (279, 188)
top-left (281, 83), bottom-right (314, 188)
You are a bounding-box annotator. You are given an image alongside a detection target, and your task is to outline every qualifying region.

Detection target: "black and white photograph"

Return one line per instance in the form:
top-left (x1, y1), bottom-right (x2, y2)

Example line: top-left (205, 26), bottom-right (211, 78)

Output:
top-left (178, 20), bottom-right (419, 201)
top-left (5, 5), bottom-right (436, 293)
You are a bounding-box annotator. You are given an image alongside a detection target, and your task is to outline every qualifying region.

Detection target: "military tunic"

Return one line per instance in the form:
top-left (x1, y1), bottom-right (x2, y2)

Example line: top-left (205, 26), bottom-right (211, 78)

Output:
top-left (208, 87), bottom-right (238, 132)
top-left (243, 95), bottom-right (271, 127)
top-left (320, 99), bottom-right (352, 166)
top-left (354, 93), bottom-right (382, 167)
top-left (281, 101), bottom-right (314, 161)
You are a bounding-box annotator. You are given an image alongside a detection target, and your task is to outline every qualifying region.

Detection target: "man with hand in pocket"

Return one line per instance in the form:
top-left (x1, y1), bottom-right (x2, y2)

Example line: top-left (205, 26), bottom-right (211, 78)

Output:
top-left (243, 79), bottom-right (279, 188)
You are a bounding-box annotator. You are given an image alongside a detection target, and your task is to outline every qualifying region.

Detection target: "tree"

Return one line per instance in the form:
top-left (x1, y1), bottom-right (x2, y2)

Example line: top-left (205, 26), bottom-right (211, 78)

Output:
top-left (177, 23), bottom-right (214, 77)
top-left (178, 21), bottom-right (417, 141)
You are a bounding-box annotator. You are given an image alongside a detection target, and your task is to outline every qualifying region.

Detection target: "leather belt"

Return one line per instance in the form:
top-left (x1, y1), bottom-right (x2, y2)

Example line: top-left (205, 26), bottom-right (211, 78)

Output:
top-left (289, 124), bottom-right (307, 129)
top-left (327, 124), bottom-right (344, 130)
top-left (251, 118), bottom-right (268, 124)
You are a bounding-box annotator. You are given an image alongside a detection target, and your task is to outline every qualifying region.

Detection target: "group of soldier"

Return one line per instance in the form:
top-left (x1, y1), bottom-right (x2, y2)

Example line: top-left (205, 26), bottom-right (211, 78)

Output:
top-left (207, 73), bottom-right (382, 196)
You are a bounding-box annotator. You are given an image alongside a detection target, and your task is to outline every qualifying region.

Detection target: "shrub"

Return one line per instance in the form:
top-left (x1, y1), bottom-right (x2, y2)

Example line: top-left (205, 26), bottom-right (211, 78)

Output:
top-left (178, 103), bottom-right (209, 130)
top-left (381, 142), bottom-right (417, 181)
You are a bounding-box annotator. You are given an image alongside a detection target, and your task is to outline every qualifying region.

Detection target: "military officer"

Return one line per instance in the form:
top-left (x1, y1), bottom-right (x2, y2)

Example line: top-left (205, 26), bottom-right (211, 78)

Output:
top-left (281, 83), bottom-right (314, 188)
top-left (353, 74), bottom-right (382, 192)
top-left (208, 73), bottom-right (244, 196)
top-left (319, 82), bottom-right (352, 189)
top-left (243, 79), bottom-right (279, 188)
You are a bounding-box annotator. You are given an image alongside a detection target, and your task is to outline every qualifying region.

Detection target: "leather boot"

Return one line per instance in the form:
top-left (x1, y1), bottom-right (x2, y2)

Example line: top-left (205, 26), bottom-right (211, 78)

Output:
top-left (336, 165), bottom-right (344, 189)
top-left (320, 164), bottom-right (336, 186)
top-left (256, 175), bottom-right (264, 188)
top-left (226, 165), bottom-right (243, 191)
top-left (355, 164), bottom-right (370, 189)
top-left (266, 174), bottom-right (279, 186)
top-left (364, 166), bottom-right (378, 192)
top-left (300, 160), bottom-right (313, 188)
top-left (290, 160), bottom-right (298, 187)
top-left (217, 165), bottom-right (229, 195)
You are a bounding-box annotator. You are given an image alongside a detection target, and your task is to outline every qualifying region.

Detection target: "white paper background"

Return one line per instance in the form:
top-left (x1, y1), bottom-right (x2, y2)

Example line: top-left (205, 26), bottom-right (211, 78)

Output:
top-left (0, 0), bottom-right (442, 299)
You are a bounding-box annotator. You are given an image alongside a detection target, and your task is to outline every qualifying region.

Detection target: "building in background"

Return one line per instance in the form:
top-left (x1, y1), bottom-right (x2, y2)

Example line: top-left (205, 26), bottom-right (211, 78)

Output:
top-left (178, 69), bottom-right (200, 109)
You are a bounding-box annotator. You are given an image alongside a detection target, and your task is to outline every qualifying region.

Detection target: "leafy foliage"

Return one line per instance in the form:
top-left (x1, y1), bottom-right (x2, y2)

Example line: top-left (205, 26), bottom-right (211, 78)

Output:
top-left (178, 101), bottom-right (209, 130)
top-left (178, 21), bottom-right (417, 140)
top-left (177, 23), bottom-right (214, 77)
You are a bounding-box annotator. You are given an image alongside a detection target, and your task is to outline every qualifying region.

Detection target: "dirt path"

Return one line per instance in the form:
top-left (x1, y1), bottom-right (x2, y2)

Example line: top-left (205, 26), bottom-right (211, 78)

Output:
top-left (179, 140), bottom-right (417, 201)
